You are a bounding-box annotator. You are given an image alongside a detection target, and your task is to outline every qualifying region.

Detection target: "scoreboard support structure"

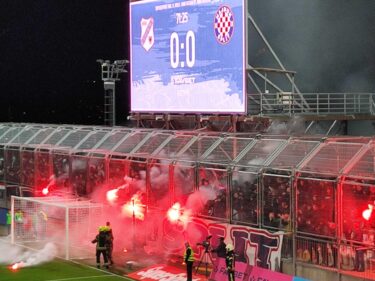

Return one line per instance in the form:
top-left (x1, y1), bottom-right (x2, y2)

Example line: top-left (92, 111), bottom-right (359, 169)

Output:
top-left (128, 113), bottom-right (271, 133)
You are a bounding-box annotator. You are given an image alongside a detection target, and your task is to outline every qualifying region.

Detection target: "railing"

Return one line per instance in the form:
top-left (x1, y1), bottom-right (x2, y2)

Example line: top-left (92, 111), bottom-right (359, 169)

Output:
top-left (250, 92), bottom-right (375, 117)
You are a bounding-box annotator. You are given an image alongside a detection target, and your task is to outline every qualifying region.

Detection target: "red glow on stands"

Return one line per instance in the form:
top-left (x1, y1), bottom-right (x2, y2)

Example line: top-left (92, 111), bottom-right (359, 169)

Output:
top-left (106, 189), bottom-right (119, 205)
top-left (122, 194), bottom-right (145, 220)
top-left (167, 203), bottom-right (181, 222)
top-left (363, 204), bottom-right (373, 221)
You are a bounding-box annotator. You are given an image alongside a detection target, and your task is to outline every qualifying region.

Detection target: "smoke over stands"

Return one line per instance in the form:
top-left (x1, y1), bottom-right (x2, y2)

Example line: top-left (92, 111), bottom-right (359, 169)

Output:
top-left (249, 0), bottom-right (375, 93)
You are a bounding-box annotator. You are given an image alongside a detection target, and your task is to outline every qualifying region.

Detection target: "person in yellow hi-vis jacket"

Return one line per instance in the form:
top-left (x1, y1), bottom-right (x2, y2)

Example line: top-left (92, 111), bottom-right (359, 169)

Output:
top-left (184, 242), bottom-right (195, 281)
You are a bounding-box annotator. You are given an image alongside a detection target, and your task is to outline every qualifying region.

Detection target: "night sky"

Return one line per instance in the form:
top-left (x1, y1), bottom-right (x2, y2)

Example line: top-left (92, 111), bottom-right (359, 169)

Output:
top-left (0, 0), bottom-right (374, 125)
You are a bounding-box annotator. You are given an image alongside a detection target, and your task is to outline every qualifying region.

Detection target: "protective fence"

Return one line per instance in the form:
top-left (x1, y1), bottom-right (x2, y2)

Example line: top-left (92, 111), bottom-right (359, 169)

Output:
top-left (11, 196), bottom-right (103, 260)
top-left (1, 123), bottom-right (375, 279)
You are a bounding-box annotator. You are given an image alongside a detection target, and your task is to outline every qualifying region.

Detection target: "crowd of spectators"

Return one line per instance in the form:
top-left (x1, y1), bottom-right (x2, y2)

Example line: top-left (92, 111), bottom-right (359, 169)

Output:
top-left (263, 175), bottom-right (291, 230)
top-left (296, 179), bottom-right (336, 237)
top-left (174, 164), bottom-right (195, 205)
top-left (231, 174), bottom-right (258, 224)
top-left (20, 150), bottom-right (35, 187)
top-left (0, 154), bottom-right (4, 180)
top-left (342, 183), bottom-right (375, 242)
top-left (35, 151), bottom-right (51, 187)
top-left (149, 159), bottom-right (170, 208)
top-left (199, 167), bottom-right (227, 219)
top-left (52, 153), bottom-right (70, 192)
top-left (86, 157), bottom-right (106, 194)
top-left (5, 150), bottom-right (20, 184)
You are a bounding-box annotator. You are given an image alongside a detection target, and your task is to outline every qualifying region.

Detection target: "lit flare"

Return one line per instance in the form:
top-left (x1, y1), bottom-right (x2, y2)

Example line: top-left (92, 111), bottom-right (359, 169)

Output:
top-left (10, 262), bottom-right (24, 271)
top-left (167, 203), bottom-right (182, 222)
top-left (122, 193), bottom-right (145, 220)
top-left (106, 189), bottom-right (119, 205)
top-left (42, 187), bottom-right (49, 195)
top-left (363, 204), bottom-right (373, 221)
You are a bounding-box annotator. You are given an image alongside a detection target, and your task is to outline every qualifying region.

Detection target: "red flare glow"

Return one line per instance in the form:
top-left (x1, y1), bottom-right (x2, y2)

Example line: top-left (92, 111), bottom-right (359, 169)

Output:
top-left (167, 203), bottom-right (181, 222)
top-left (106, 189), bottom-right (119, 205)
top-left (10, 262), bottom-right (23, 271)
top-left (363, 204), bottom-right (373, 221)
top-left (42, 187), bottom-right (49, 195)
top-left (122, 194), bottom-right (145, 220)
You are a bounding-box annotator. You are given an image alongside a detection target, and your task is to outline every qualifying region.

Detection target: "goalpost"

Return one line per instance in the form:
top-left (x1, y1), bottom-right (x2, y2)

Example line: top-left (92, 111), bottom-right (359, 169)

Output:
top-left (11, 196), bottom-right (103, 260)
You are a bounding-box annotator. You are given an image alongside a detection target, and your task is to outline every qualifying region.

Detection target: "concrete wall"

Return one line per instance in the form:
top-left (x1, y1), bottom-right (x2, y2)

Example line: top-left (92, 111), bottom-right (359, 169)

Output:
top-left (348, 120), bottom-right (375, 136)
top-left (282, 260), bottom-right (374, 281)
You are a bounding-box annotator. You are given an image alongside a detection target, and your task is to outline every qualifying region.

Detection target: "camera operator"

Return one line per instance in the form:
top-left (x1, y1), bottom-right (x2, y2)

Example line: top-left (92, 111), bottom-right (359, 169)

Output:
top-left (211, 237), bottom-right (226, 258)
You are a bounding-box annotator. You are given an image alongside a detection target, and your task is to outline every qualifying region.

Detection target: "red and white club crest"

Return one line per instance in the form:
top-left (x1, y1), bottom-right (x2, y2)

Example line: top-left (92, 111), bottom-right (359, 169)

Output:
top-left (214, 5), bottom-right (234, 44)
top-left (140, 17), bottom-right (154, 51)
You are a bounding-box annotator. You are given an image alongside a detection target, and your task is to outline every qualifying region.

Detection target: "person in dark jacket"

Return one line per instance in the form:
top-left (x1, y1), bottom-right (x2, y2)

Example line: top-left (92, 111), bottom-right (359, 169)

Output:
top-left (92, 227), bottom-right (110, 269)
top-left (105, 221), bottom-right (114, 265)
top-left (211, 237), bottom-right (226, 258)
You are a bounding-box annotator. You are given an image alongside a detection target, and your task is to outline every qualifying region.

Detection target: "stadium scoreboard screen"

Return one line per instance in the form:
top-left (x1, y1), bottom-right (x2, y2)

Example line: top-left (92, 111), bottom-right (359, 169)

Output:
top-left (130, 0), bottom-right (246, 113)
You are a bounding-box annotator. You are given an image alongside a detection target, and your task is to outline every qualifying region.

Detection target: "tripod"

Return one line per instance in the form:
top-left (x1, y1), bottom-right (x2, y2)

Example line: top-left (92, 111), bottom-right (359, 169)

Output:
top-left (195, 247), bottom-right (214, 277)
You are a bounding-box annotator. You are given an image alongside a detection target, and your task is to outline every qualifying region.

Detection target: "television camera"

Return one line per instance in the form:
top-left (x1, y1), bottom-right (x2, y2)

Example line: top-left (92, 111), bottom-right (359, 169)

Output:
top-left (196, 235), bottom-right (212, 252)
top-left (195, 235), bottom-right (214, 277)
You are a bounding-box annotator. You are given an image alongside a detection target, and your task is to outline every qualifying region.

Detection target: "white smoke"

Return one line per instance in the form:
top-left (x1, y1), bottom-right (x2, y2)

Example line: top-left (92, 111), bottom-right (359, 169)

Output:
top-left (267, 116), bottom-right (305, 135)
top-left (0, 242), bottom-right (57, 267)
top-left (185, 186), bottom-right (217, 213)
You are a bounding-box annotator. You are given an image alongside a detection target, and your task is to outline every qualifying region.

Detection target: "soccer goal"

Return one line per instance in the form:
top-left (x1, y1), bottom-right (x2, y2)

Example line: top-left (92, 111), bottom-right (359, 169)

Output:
top-left (11, 195), bottom-right (103, 260)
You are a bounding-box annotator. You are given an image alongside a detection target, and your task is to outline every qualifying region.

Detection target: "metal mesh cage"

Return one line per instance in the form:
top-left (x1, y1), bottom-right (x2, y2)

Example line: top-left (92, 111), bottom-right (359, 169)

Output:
top-left (0, 126), bottom-right (25, 144)
top-left (96, 130), bottom-right (130, 150)
top-left (58, 130), bottom-right (91, 148)
top-left (299, 142), bottom-right (364, 174)
top-left (204, 137), bottom-right (252, 163)
top-left (236, 139), bottom-right (284, 166)
top-left (75, 131), bottom-right (108, 150)
top-left (268, 140), bottom-right (320, 168)
top-left (179, 136), bottom-right (220, 160)
top-left (133, 133), bottom-right (172, 154)
top-left (43, 129), bottom-right (72, 145)
top-left (113, 131), bottom-right (149, 153)
top-left (345, 145), bottom-right (375, 179)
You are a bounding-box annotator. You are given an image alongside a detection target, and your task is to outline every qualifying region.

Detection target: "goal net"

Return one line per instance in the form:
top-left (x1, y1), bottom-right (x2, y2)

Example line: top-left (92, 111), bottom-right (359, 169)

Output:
top-left (11, 196), bottom-right (103, 260)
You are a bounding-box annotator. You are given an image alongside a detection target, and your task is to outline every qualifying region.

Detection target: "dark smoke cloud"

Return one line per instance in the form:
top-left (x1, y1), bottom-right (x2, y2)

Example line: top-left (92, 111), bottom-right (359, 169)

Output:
top-left (248, 0), bottom-right (375, 92)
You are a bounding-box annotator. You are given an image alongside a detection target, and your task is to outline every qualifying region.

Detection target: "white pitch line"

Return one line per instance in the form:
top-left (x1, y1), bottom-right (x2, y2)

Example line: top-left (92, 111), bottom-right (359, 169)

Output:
top-left (45, 275), bottom-right (117, 281)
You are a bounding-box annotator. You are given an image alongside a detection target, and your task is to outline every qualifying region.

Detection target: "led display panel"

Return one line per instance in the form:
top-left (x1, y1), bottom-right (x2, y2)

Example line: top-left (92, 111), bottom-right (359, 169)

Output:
top-left (130, 0), bottom-right (246, 113)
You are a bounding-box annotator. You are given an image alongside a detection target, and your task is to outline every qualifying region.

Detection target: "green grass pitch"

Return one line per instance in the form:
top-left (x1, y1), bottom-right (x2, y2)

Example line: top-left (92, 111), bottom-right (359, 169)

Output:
top-left (0, 259), bottom-right (133, 281)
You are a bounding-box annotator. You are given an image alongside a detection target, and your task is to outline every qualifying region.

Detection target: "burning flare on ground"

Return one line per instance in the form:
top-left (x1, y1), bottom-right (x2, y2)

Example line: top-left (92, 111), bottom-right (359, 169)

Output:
top-left (106, 176), bottom-right (132, 205)
top-left (122, 193), bottom-right (145, 220)
top-left (10, 262), bottom-right (24, 271)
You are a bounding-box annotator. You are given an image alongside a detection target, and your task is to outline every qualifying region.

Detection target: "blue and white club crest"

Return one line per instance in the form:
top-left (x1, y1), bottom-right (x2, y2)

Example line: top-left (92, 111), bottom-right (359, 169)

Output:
top-left (214, 5), bottom-right (234, 44)
top-left (140, 17), bottom-right (154, 51)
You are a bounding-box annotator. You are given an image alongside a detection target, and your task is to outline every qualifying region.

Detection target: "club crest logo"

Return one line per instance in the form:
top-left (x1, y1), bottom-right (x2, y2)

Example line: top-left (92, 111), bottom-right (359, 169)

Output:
top-left (140, 17), bottom-right (154, 51)
top-left (214, 5), bottom-right (234, 44)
